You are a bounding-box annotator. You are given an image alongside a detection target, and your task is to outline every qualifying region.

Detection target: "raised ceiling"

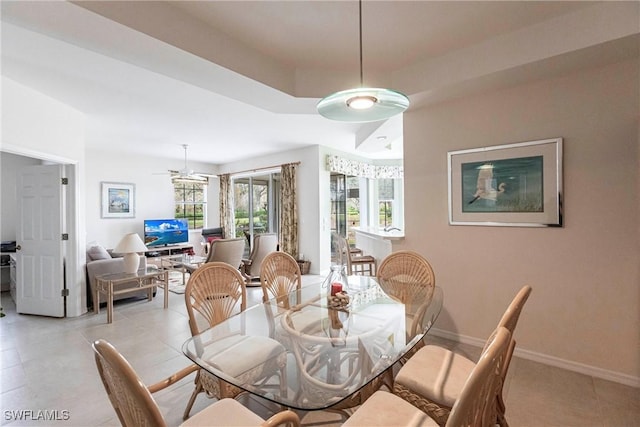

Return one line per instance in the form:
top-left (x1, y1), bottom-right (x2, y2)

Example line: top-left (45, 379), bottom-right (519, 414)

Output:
top-left (1, 1), bottom-right (637, 164)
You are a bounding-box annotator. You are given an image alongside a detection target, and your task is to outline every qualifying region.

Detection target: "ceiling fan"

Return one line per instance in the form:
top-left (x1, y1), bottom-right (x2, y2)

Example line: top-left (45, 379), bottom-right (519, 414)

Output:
top-left (159, 144), bottom-right (216, 182)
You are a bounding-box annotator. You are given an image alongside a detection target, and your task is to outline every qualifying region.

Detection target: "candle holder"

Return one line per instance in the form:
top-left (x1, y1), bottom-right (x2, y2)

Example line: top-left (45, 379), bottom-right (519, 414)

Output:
top-left (322, 264), bottom-right (348, 299)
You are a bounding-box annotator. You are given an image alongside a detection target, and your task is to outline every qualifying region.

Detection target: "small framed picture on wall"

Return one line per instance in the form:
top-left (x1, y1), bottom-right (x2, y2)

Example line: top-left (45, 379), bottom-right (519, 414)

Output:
top-left (101, 181), bottom-right (135, 218)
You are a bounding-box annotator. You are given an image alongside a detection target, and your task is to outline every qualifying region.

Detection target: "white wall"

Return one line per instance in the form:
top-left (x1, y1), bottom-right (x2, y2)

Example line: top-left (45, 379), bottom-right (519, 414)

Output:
top-left (1, 78), bottom-right (85, 161)
top-left (84, 147), bottom-right (219, 256)
top-left (400, 59), bottom-right (639, 383)
top-left (1, 77), bottom-right (87, 317)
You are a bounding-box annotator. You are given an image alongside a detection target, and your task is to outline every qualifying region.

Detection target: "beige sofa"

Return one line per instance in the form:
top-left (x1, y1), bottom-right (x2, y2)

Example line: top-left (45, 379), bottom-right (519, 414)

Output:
top-left (86, 243), bottom-right (150, 310)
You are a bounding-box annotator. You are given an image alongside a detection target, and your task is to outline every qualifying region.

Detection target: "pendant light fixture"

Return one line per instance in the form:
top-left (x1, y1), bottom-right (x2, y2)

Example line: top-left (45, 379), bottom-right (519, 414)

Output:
top-left (317, 0), bottom-right (410, 122)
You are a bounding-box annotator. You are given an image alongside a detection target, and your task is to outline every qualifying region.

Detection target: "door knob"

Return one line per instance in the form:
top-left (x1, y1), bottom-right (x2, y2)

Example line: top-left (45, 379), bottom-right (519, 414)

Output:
top-left (16, 245), bottom-right (21, 251)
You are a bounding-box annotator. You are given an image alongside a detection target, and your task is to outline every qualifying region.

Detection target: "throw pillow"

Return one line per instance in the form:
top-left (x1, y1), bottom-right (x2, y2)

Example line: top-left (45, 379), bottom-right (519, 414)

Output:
top-left (87, 244), bottom-right (111, 261)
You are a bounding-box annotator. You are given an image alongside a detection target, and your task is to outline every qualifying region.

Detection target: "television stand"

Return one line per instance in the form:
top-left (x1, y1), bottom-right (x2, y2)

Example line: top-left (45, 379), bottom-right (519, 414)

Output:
top-left (145, 243), bottom-right (193, 258)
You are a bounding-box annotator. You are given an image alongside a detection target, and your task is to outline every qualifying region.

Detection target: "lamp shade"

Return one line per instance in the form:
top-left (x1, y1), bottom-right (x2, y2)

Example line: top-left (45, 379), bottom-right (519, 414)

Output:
top-left (316, 0), bottom-right (410, 123)
top-left (317, 87), bottom-right (410, 122)
top-left (114, 233), bottom-right (148, 274)
top-left (114, 233), bottom-right (148, 253)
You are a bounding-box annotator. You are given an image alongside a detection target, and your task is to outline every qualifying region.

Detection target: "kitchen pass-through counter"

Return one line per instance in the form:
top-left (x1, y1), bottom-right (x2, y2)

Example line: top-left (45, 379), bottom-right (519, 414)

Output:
top-left (352, 227), bottom-right (404, 264)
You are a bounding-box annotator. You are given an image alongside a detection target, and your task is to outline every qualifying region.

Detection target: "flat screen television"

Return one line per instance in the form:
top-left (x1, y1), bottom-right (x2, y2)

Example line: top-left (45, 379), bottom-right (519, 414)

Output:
top-left (144, 218), bottom-right (189, 247)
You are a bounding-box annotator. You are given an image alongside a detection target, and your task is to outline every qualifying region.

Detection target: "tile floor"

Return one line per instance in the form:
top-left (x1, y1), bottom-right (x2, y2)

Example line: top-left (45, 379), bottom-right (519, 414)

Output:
top-left (1, 277), bottom-right (638, 426)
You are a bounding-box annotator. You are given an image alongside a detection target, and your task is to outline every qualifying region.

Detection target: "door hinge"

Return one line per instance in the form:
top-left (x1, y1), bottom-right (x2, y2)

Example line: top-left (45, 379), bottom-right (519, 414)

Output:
top-left (61, 177), bottom-right (68, 185)
top-left (61, 233), bottom-right (69, 241)
top-left (61, 289), bottom-right (69, 297)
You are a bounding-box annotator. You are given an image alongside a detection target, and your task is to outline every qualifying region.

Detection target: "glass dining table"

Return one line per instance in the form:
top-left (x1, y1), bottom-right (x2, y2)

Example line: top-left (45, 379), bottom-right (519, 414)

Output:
top-left (182, 275), bottom-right (443, 411)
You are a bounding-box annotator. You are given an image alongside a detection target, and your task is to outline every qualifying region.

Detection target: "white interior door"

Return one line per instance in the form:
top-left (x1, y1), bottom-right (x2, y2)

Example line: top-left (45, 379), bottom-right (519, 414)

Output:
top-left (17, 164), bottom-right (65, 316)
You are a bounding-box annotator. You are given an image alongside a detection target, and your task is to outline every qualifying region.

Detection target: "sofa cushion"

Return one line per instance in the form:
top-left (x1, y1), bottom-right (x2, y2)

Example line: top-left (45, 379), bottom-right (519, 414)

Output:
top-left (87, 244), bottom-right (111, 261)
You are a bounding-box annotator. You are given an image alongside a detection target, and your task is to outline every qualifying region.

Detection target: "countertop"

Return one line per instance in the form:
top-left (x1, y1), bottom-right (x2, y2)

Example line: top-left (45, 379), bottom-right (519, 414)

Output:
top-left (351, 226), bottom-right (405, 240)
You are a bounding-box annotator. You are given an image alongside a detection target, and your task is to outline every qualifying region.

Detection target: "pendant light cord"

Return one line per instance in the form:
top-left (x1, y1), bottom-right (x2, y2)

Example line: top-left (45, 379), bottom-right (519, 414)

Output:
top-left (358, 0), bottom-right (364, 87)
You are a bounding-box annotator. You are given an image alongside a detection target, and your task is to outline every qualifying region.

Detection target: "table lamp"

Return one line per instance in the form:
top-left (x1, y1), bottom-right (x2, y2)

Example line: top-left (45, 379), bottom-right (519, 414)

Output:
top-left (113, 233), bottom-right (148, 273)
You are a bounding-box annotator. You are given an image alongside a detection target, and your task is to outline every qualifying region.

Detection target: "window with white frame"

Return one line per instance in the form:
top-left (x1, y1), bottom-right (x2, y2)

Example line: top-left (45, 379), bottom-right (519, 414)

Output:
top-left (174, 181), bottom-right (207, 229)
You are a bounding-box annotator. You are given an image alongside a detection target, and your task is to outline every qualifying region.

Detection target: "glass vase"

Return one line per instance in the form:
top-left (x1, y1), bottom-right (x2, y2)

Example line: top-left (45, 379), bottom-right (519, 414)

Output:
top-left (323, 264), bottom-right (348, 298)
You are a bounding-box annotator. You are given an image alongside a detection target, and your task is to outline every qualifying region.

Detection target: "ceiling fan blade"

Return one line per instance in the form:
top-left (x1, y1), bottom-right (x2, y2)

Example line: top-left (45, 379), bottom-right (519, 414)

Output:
top-left (152, 146), bottom-right (217, 180)
top-left (193, 171), bottom-right (218, 178)
top-left (172, 175), bottom-right (208, 183)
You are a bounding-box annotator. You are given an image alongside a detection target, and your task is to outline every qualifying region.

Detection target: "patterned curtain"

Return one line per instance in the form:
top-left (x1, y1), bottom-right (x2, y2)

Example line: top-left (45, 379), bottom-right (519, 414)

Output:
top-left (219, 174), bottom-right (235, 238)
top-left (280, 163), bottom-right (298, 258)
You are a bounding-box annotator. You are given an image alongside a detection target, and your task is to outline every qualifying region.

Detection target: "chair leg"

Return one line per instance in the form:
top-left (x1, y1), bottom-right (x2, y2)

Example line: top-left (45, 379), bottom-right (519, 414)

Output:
top-left (497, 393), bottom-right (509, 427)
top-left (183, 377), bottom-right (203, 420)
top-left (279, 365), bottom-right (288, 398)
top-left (497, 411), bottom-right (509, 427)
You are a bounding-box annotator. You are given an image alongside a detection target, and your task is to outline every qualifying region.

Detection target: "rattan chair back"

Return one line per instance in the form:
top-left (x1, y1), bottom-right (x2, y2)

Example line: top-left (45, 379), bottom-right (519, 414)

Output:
top-left (260, 251), bottom-right (302, 306)
top-left (93, 339), bottom-right (168, 427)
top-left (377, 250), bottom-right (436, 302)
top-left (378, 250), bottom-right (435, 330)
top-left (498, 285), bottom-right (532, 336)
top-left (185, 261), bottom-right (247, 336)
top-left (492, 285), bottom-right (532, 426)
top-left (447, 327), bottom-right (511, 427)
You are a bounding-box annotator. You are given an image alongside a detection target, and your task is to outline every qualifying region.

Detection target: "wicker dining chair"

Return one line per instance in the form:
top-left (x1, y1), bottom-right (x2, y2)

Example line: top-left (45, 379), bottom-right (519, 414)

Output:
top-left (92, 339), bottom-right (300, 427)
top-left (333, 233), bottom-right (376, 276)
top-left (342, 326), bottom-right (512, 427)
top-left (183, 262), bottom-right (288, 420)
top-left (376, 250), bottom-right (436, 357)
top-left (392, 285), bottom-right (532, 427)
top-left (260, 251), bottom-right (302, 305)
top-left (279, 309), bottom-right (393, 420)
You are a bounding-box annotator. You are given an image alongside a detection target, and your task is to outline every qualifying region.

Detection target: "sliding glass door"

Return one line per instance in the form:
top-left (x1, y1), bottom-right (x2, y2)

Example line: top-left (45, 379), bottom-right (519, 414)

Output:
top-left (233, 173), bottom-right (280, 256)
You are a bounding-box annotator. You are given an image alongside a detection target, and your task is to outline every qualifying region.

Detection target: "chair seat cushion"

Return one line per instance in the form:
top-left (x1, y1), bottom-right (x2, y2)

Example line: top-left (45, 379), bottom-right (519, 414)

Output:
top-left (283, 307), bottom-right (324, 333)
top-left (394, 345), bottom-right (475, 408)
top-left (181, 398), bottom-right (264, 426)
top-left (343, 390), bottom-right (438, 427)
top-left (201, 335), bottom-right (286, 377)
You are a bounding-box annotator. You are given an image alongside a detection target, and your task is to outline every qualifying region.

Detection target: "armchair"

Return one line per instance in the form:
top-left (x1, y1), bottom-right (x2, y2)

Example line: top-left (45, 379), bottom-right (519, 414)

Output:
top-left (240, 233), bottom-right (278, 284)
top-left (93, 339), bottom-right (300, 426)
top-left (200, 227), bottom-right (224, 255)
top-left (184, 237), bottom-right (245, 274)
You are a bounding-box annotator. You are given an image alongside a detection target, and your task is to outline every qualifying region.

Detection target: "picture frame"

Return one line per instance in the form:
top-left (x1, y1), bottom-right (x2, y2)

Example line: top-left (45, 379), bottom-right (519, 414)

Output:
top-left (101, 182), bottom-right (135, 218)
top-left (448, 138), bottom-right (563, 227)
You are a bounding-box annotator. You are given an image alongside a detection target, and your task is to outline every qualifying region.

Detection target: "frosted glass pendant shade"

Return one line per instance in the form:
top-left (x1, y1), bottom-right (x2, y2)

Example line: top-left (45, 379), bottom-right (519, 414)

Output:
top-left (317, 87), bottom-right (410, 122)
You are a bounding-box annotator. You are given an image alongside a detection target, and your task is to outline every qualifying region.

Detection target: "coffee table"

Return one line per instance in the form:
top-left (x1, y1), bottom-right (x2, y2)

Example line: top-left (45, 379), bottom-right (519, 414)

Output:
top-left (95, 267), bottom-right (168, 323)
top-left (160, 254), bottom-right (206, 285)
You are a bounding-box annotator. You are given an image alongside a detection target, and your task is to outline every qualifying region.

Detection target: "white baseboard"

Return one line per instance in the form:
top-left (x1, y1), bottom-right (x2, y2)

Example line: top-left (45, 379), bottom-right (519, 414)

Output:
top-left (430, 328), bottom-right (640, 388)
